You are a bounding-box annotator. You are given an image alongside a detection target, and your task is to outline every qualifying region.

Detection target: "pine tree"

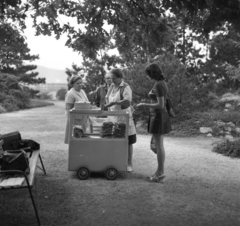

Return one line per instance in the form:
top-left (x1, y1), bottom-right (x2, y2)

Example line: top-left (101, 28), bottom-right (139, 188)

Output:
top-left (0, 23), bottom-right (45, 85)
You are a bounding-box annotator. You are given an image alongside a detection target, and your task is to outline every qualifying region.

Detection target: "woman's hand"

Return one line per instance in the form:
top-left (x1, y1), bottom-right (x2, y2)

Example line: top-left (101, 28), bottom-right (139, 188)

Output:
top-left (136, 103), bottom-right (145, 108)
top-left (105, 102), bottom-right (116, 108)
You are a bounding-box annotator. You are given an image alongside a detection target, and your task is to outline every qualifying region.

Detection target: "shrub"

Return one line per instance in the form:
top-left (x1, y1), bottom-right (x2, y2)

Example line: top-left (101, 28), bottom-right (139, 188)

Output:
top-left (212, 139), bottom-right (240, 158)
top-left (38, 92), bottom-right (53, 100)
top-left (56, 88), bottom-right (67, 101)
top-left (0, 105), bottom-right (6, 113)
top-left (0, 72), bottom-right (31, 112)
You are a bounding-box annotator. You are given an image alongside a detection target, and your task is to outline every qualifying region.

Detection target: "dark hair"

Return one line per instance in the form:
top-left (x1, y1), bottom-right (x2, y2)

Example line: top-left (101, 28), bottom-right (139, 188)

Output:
top-left (110, 68), bottom-right (123, 79)
top-left (145, 63), bottom-right (165, 81)
top-left (69, 75), bottom-right (82, 87)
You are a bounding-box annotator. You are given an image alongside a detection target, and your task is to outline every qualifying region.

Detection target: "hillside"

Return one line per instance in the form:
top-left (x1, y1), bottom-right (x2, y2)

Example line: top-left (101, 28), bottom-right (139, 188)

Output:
top-left (35, 65), bottom-right (68, 83)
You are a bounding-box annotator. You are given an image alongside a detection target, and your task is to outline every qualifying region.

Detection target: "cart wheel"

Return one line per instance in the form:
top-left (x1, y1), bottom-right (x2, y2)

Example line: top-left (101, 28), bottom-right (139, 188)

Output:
top-left (105, 168), bottom-right (118, 180)
top-left (77, 167), bottom-right (90, 180)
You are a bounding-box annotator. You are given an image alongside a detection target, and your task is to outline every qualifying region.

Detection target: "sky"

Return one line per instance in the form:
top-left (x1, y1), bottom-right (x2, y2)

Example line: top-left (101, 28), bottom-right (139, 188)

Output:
top-left (24, 19), bottom-right (82, 70)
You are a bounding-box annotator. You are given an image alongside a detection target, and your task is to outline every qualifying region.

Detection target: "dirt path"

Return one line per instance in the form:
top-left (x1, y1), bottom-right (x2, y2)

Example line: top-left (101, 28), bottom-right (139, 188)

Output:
top-left (0, 101), bottom-right (240, 226)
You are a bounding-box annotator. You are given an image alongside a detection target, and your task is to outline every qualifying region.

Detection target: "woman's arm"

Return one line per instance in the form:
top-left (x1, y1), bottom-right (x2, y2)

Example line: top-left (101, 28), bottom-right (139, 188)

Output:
top-left (65, 103), bottom-right (74, 116)
top-left (137, 96), bottom-right (164, 109)
top-left (136, 82), bottom-right (165, 110)
top-left (105, 85), bottom-right (131, 108)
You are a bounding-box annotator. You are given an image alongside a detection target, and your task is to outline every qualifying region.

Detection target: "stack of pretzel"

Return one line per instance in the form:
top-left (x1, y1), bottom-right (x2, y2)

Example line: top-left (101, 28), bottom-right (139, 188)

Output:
top-left (100, 122), bottom-right (114, 138)
top-left (112, 122), bottom-right (126, 138)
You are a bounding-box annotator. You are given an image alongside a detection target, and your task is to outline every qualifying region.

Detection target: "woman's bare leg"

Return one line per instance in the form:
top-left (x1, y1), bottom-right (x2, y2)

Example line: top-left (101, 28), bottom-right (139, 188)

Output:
top-left (153, 134), bottom-right (165, 176)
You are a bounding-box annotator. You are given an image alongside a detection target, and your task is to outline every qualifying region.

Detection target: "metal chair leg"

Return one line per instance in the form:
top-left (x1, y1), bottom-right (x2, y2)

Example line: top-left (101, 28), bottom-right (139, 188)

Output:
top-left (27, 184), bottom-right (41, 226)
top-left (38, 154), bottom-right (47, 175)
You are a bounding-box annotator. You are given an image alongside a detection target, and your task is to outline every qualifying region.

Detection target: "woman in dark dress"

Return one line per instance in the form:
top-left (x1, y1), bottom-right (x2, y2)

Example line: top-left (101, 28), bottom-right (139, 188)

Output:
top-left (136, 63), bottom-right (171, 183)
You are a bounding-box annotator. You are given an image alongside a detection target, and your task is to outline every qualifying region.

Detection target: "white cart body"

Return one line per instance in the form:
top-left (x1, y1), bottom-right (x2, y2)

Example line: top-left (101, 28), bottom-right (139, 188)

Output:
top-left (68, 109), bottom-right (129, 173)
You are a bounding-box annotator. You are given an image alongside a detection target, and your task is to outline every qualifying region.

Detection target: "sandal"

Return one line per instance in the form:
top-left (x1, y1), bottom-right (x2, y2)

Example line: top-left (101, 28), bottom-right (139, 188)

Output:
top-left (147, 174), bottom-right (165, 183)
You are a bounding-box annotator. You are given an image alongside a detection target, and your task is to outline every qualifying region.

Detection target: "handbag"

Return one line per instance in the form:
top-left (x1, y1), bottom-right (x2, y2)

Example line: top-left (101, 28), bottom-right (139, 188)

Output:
top-left (150, 135), bottom-right (157, 154)
top-left (1, 150), bottom-right (30, 174)
top-left (0, 131), bottom-right (40, 157)
top-left (166, 96), bottom-right (176, 118)
top-left (11, 139), bottom-right (40, 153)
top-left (0, 131), bottom-right (22, 151)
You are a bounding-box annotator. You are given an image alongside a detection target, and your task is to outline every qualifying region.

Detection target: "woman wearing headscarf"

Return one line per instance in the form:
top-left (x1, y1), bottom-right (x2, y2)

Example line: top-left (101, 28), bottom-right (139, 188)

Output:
top-left (64, 75), bottom-right (89, 144)
top-left (136, 63), bottom-right (171, 183)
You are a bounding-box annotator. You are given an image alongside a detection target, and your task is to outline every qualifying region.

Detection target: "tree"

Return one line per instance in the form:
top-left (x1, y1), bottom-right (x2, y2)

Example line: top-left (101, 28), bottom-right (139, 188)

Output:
top-left (0, 72), bottom-right (30, 112)
top-left (200, 27), bottom-right (240, 91)
top-left (0, 22), bottom-right (45, 85)
top-left (65, 63), bottom-right (84, 90)
top-left (162, 0), bottom-right (240, 35)
top-left (56, 87), bottom-right (67, 100)
top-left (5, 0), bottom-right (173, 61)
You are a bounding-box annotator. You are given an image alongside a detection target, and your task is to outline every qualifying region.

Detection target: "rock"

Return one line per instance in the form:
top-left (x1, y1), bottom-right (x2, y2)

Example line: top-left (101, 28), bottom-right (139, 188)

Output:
top-left (225, 135), bottom-right (234, 141)
top-left (225, 103), bottom-right (232, 108)
top-left (199, 127), bottom-right (213, 134)
top-left (224, 109), bottom-right (229, 112)
top-left (226, 122), bottom-right (235, 127)
top-left (224, 127), bottom-right (232, 132)
top-left (235, 127), bottom-right (240, 134)
top-left (206, 133), bottom-right (213, 137)
top-left (215, 120), bottom-right (226, 127)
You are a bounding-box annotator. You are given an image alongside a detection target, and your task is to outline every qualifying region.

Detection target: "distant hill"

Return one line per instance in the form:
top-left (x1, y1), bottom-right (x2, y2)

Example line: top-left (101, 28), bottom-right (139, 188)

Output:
top-left (35, 65), bottom-right (68, 83)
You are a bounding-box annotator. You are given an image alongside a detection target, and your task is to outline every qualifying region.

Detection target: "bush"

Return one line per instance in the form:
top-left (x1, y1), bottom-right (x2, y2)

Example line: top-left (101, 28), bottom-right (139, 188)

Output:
top-left (169, 109), bottom-right (240, 137)
top-left (0, 72), bottom-right (30, 112)
top-left (38, 92), bottom-right (53, 100)
top-left (56, 88), bottom-right (67, 101)
top-left (212, 139), bottom-right (240, 158)
top-left (28, 99), bottom-right (54, 108)
top-left (0, 105), bottom-right (6, 113)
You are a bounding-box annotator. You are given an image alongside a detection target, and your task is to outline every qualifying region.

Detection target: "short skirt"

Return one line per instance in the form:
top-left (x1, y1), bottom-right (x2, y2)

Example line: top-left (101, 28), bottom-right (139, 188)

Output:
top-left (148, 111), bottom-right (171, 135)
top-left (128, 134), bottom-right (137, 145)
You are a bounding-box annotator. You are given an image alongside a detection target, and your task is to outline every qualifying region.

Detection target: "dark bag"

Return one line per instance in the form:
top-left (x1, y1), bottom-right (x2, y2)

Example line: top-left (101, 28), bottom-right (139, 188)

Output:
top-left (166, 96), bottom-right (176, 118)
top-left (150, 136), bottom-right (157, 154)
top-left (0, 131), bottom-right (40, 157)
top-left (0, 131), bottom-right (22, 151)
top-left (1, 150), bottom-right (30, 174)
top-left (11, 139), bottom-right (40, 153)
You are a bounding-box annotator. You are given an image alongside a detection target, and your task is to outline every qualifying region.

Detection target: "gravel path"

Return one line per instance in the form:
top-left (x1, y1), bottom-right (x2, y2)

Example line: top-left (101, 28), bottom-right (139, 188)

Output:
top-left (0, 101), bottom-right (239, 226)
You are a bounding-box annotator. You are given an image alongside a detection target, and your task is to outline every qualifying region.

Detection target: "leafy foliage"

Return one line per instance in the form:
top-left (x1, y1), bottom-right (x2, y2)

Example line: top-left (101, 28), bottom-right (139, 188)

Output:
top-left (56, 88), bottom-right (67, 101)
top-left (0, 22), bottom-right (45, 85)
top-left (37, 92), bottom-right (53, 100)
top-left (212, 139), bottom-right (240, 158)
top-left (0, 72), bottom-right (30, 112)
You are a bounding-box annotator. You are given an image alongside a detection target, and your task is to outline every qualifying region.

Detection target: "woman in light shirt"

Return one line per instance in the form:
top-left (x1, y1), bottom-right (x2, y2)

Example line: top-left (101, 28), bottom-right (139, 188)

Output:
top-left (64, 75), bottom-right (89, 144)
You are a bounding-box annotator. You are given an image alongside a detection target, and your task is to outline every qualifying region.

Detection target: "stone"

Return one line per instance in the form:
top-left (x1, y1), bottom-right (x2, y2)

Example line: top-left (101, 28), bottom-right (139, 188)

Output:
top-left (215, 120), bottom-right (225, 127)
top-left (226, 122), bottom-right (235, 127)
top-left (224, 126), bottom-right (232, 132)
top-left (206, 133), bottom-right (213, 137)
top-left (235, 127), bottom-right (240, 134)
top-left (199, 127), bottom-right (213, 134)
top-left (225, 103), bottom-right (232, 108)
top-left (225, 135), bottom-right (234, 141)
top-left (218, 130), bottom-right (224, 134)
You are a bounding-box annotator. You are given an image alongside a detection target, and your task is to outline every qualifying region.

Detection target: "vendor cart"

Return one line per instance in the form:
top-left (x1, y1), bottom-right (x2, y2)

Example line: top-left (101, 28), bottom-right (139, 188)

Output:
top-left (68, 108), bottom-right (129, 180)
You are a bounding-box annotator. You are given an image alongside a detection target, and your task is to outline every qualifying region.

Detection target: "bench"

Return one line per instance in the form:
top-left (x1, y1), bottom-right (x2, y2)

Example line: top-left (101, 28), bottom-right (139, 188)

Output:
top-left (0, 149), bottom-right (46, 226)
